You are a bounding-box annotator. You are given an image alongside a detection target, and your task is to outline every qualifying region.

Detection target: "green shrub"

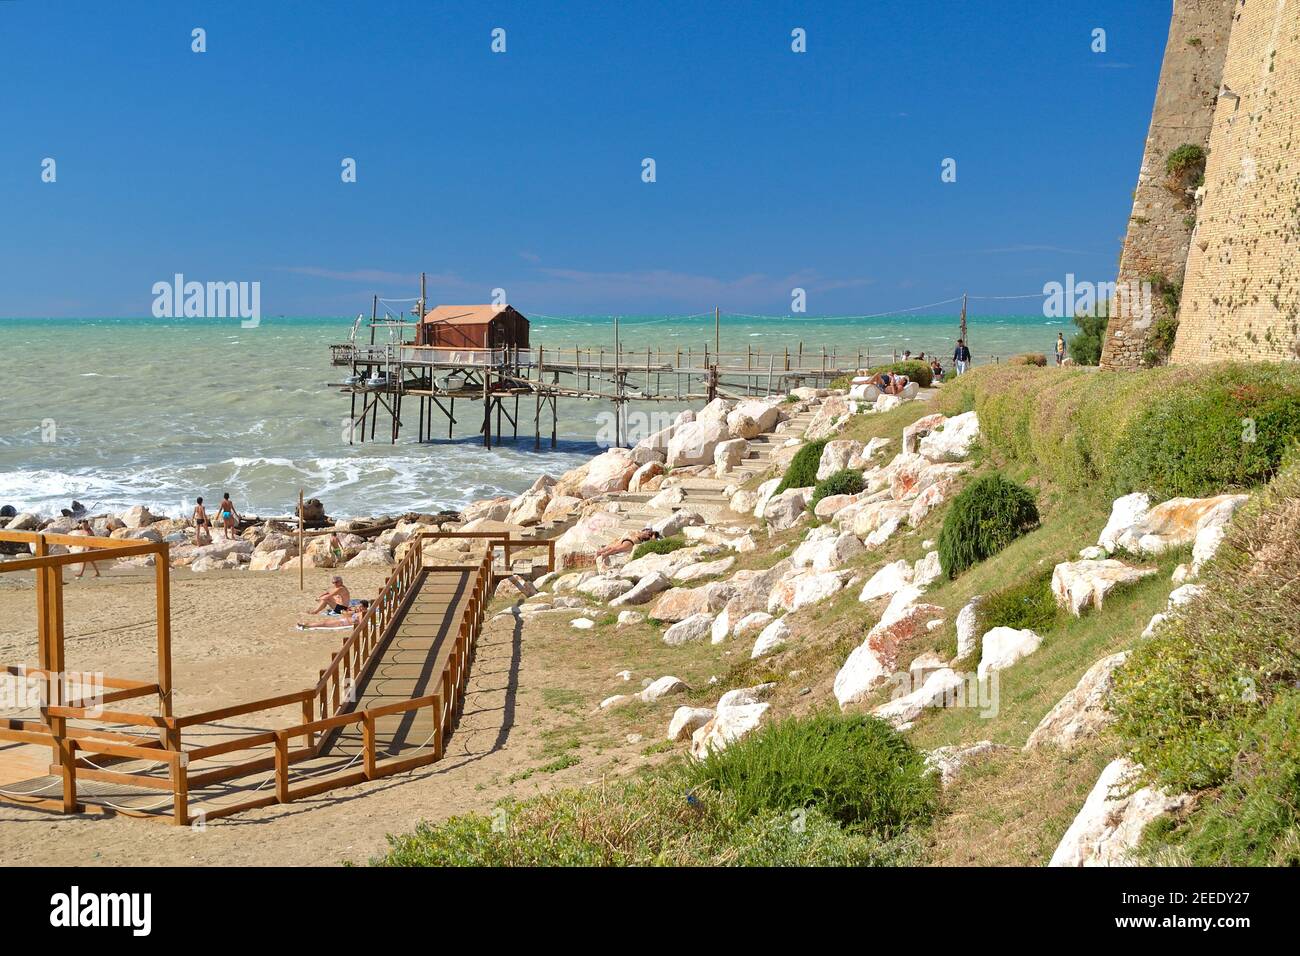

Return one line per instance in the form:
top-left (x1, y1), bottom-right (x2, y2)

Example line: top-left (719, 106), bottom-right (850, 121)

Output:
top-left (374, 762), bottom-right (924, 866)
top-left (631, 535), bottom-right (687, 559)
top-left (975, 568), bottom-right (1062, 636)
top-left (868, 360), bottom-right (933, 389)
top-left (810, 468), bottom-right (864, 506)
top-left (1147, 690), bottom-right (1300, 866)
top-left (937, 474), bottom-right (1039, 578)
top-left (1110, 460), bottom-right (1300, 793)
top-left (1068, 311), bottom-right (1107, 366)
top-left (684, 712), bottom-right (939, 835)
top-left (1109, 367), bottom-right (1300, 498)
top-left (1166, 143), bottom-right (1206, 178)
top-left (935, 362), bottom-right (1300, 496)
top-left (775, 439), bottom-right (828, 493)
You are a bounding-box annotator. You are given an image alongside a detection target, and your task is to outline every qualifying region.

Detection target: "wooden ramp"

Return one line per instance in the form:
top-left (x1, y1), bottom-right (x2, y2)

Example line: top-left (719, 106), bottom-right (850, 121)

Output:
top-left (330, 567), bottom-right (475, 759)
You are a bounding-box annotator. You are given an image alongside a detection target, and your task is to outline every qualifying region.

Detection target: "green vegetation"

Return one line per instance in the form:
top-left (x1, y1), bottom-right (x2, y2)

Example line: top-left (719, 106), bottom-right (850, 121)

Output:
top-left (1111, 461), bottom-right (1300, 793)
top-left (1067, 310), bottom-right (1107, 366)
top-left (1165, 143), bottom-right (1207, 179)
top-left (937, 362), bottom-right (1300, 497)
top-left (810, 468), bottom-right (864, 507)
top-left (374, 714), bottom-right (933, 866)
top-left (632, 535), bottom-right (688, 559)
top-left (685, 712), bottom-right (939, 833)
top-left (937, 474), bottom-right (1039, 578)
top-left (974, 568), bottom-right (1062, 639)
top-left (775, 438), bottom-right (828, 493)
top-left (870, 360), bottom-right (933, 388)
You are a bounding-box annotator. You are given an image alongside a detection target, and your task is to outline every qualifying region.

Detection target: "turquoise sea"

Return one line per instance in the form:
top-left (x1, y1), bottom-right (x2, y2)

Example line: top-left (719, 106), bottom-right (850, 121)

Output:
top-left (0, 313), bottom-right (1062, 518)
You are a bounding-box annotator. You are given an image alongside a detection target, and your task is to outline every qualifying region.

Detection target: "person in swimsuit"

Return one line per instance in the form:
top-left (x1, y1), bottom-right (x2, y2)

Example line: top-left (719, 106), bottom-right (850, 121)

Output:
top-left (193, 496), bottom-right (212, 546)
top-left (309, 576), bottom-right (351, 614)
top-left (70, 519), bottom-right (101, 579)
top-left (218, 492), bottom-right (239, 540)
top-left (595, 528), bottom-right (660, 568)
top-left (297, 599), bottom-right (370, 630)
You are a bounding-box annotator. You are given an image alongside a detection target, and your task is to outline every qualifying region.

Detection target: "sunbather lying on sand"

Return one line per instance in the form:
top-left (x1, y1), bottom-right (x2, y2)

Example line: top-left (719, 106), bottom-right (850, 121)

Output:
top-left (296, 600), bottom-right (370, 630)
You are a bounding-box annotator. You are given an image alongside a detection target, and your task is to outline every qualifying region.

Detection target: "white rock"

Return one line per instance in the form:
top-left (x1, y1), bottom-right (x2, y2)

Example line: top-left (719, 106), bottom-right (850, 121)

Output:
top-left (638, 676), bottom-right (688, 703)
top-left (1167, 583), bottom-right (1205, 608)
top-left (666, 418), bottom-right (729, 468)
top-left (790, 527), bottom-right (864, 572)
top-left (1097, 493), bottom-right (1151, 553)
top-left (1051, 559), bottom-right (1157, 616)
top-left (689, 703), bottom-right (770, 759)
top-left (917, 411), bottom-right (979, 462)
top-left (912, 551), bottom-right (942, 589)
top-left (713, 438), bottom-right (750, 477)
top-left (925, 740), bottom-right (1012, 786)
top-left (663, 612), bottom-right (715, 646)
top-left (717, 683), bottom-right (776, 708)
top-left (751, 618), bottom-right (790, 659)
top-left (955, 596), bottom-right (982, 659)
top-left (864, 515), bottom-right (902, 548)
top-left (873, 667), bottom-right (965, 729)
top-left (610, 571), bottom-right (671, 606)
top-left (577, 575), bottom-right (636, 602)
top-left (1140, 612), bottom-right (1168, 639)
top-left (1049, 758), bottom-right (1190, 867)
top-left (709, 606), bottom-right (732, 644)
top-left (667, 707), bottom-right (715, 742)
top-left (1078, 545), bottom-right (1106, 560)
top-left (977, 627), bottom-right (1042, 679)
top-left (673, 556), bottom-right (736, 583)
top-left (816, 440), bottom-right (866, 481)
top-left (858, 559), bottom-right (914, 603)
top-left (762, 488), bottom-right (812, 531)
top-left (649, 509), bottom-right (704, 538)
top-left (767, 569), bottom-right (850, 614)
top-left (1027, 652), bottom-right (1130, 751)
top-left (599, 694), bottom-right (630, 710)
top-left (570, 617), bottom-right (595, 630)
top-left (616, 610), bottom-right (645, 627)
top-left (731, 611), bottom-right (773, 640)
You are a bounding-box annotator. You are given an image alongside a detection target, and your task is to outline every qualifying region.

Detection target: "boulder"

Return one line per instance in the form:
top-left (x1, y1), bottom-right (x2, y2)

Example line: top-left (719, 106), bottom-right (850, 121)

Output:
top-left (668, 706), bottom-right (715, 742)
top-left (345, 546), bottom-right (395, 569)
top-left (709, 606), bottom-right (732, 643)
top-left (816, 440), bottom-right (866, 481)
top-left (1026, 652), bottom-right (1130, 751)
top-left (722, 561), bottom-right (790, 618)
top-left (790, 527), bottom-right (864, 572)
top-left (666, 418), bottom-right (729, 468)
top-left (864, 515), bottom-right (902, 549)
top-left (4, 512), bottom-right (41, 531)
top-left (728, 487), bottom-right (759, 515)
top-left (713, 438), bottom-right (750, 477)
top-left (762, 488), bottom-right (812, 531)
top-left (1051, 559), bottom-right (1157, 616)
top-left (848, 382), bottom-right (880, 401)
top-left (120, 505), bottom-right (160, 528)
top-left (834, 592), bottom-right (944, 708)
top-left (580, 449), bottom-right (638, 497)
top-left (1126, 494), bottom-right (1250, 557)
top-left (912, 551), bottom-right (942, 589)
top-left (976, 627), bottom-right (1042, 679)
top-left (906, 478), bottom-right (960, 527)
top-left (577, 575), bottom-right (635, 602)
top-left (649, 509), bottom-right (704, 538)
top-left (955, 596), bottom-right (982, 659)
top-left (673, 556), bottom-right (736, 583)
top-left (663, 612), bottom-right (715, 646)
top-left (813, 492), bottom-right (860, 520)
top-left (609, 571), bottom-right (671, 607)
top-left (628, 461), bottom-right (665, 493)
top-left (926, 741), bottom-right (1013, 787)
top-left (805, 395), bottom-right (851, 441)
top-left (767, 569), bottom-right (850, 614)
top-left (638, 675), bottom-right (688, 703)
top-left (570, 617), bottom-right (595, 630)
top-left (875, 394), bottom-right (903, 412)
top-left (249, 548), bottom-right (291, 572)
top-left (689, 703), bottom-right (771, 759)
top-left (717, 683), bottom-right (776, 708)
top-left (1190, 495), bottom-right (1249, 573)
top-left (901, 413), bottom-right (947, 455)
top-left (462, 496), bottom-right (511, 523)
top-left (849, 498), bottom-right (910, 538)
top-left (858, 559), bottom-right (914, 603)
top-left (554, 510), bottom-right (625, 566)
top-left (731, 611), bottom-right (774, 640)
top-left (727, 400), bottom-right (782, 436)
top-left (1049, 759), bottom-right (1190, 867)
top-left (752, 478), bottom-right (782, 519)
top-left (505, 476), bottom-right (556, 526)
top-left (917, 411), bottom-right (979, 462)
top-left (873, 667), bottom-right (965, 729)
top-left (1096, 493), bottom-right (1151, 553)
top-left (751, 618), bottom-right (790, 659)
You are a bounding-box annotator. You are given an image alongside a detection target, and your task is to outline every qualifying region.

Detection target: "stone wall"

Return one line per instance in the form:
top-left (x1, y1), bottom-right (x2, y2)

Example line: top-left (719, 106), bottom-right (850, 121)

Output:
top-left (1100, 0), bottom-right (1236, 369)
top-left (1172, 0), bottom-right (1300, 363)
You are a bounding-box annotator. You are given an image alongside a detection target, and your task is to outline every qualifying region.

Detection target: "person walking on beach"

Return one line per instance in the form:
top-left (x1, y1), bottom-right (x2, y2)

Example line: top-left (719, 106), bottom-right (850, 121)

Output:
top-left (953, 339), bottom-right (972, 375)
top-left (1055, 332), bottom-right (1066, 366)
top-left (217, 492), bottom-right (240, 540)
top-left (70, 519), bottom-right (101, 579)
top-left (192, 496), bottom-right (212, 546)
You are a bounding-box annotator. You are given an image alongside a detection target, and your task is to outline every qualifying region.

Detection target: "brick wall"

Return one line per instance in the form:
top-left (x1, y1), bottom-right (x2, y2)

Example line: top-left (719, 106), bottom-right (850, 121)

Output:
top-left (1173, 0), bottom-right (1300, 363)
top-left (1101, 0), bottom-right (1236, 369)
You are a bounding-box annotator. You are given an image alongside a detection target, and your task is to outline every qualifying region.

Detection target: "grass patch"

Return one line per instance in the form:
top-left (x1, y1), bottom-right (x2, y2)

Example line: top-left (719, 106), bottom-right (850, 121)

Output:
top-left (632, 535), bottom-right (687, 559)
top-left (975, 567), bottom-right (1062, 636)
top-left (810, 468), bottom-right (864, 507)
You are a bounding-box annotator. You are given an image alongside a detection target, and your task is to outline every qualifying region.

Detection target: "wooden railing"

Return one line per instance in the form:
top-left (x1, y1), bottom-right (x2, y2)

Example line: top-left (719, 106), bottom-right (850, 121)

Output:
top-left (0, 527), bottom-right (550, 825)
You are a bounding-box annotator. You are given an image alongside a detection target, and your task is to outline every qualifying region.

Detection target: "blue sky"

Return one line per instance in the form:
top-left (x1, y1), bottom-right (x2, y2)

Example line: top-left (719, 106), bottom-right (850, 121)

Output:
top-left (0, 0), bottom-right (1169, 318)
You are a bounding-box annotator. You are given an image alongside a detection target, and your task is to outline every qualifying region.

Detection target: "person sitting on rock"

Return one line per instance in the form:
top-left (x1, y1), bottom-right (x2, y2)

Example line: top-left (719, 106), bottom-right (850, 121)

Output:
top-left (308, 576), bottom-right (351, 615)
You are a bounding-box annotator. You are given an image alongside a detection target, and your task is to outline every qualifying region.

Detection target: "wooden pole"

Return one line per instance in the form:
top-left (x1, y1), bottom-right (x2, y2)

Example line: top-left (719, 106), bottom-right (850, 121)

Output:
top-left (298, 490), bottom-right (305, 592)
top-left (960, 292), bottom-right (969, 352)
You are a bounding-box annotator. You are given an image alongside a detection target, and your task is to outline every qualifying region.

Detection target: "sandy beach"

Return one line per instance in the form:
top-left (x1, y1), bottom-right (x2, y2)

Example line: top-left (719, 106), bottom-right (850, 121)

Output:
top-left (0, 560), bottom-right (658, 866)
